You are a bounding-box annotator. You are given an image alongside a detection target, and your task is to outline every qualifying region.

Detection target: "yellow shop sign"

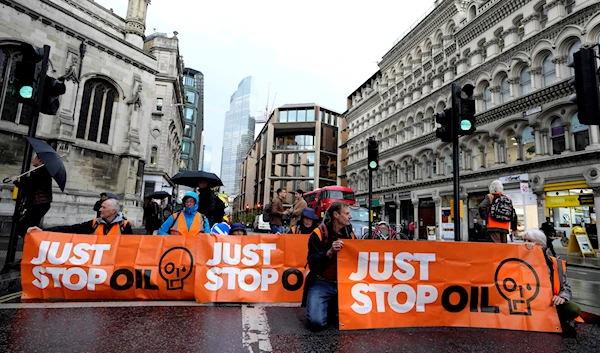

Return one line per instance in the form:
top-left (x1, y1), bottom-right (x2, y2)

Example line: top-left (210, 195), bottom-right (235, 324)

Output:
top-left (546, 194), bottom-right (595, 208)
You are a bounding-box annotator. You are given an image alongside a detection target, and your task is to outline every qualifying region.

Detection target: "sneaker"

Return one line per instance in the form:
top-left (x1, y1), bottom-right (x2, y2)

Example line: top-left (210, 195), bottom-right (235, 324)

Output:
top-left (562, 320), bottom-right (577, 338)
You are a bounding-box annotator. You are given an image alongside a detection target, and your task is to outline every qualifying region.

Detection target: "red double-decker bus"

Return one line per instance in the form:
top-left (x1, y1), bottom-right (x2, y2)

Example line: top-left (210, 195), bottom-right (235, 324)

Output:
top-left (303, 186), bottom-right (355, 220)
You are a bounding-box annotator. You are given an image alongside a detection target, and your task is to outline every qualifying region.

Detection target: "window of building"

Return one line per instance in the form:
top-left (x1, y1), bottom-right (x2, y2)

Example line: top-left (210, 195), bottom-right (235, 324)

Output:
top-left (520, 68), bottom-right (531, 95)
top-left (76, 78), bottom-right (119, 144)
top-left (297, 109), bottom-right (306, 122)
top-left (500, 77), bottom-right (510, 103)
top-left (306, 109), bottom-right (315, 122)
top-left (182, 141), bottom-right (191, 154)
top-left (482, 84), bottom-right (492, 110)
top-left (185, 107), bottom-right (194, 121)
top-left (522, 126), bottom-right (535, 160)
top-left (307, 166), bottom-right (314, 177)
top-left (150, 146), bottom-right (158, 167)
top-left (184, 123), bottom-right (193, 138)
top-left (0, 48), bottom-right (34, 125)
top-left (186, 91), bottom-right (195, 104)
top-left (143, 181), bottom-right (155, 198)
top-left (507, 131), bottom-right (518, 164)
top-left (550, 118), bottom-right (565, 155)
top-left (156, 98), bottom-right (163, 112)
top-left (279, 110), bottom-right (287, 123)
top-left (568, 40), bottom-right (581, 76)
top-left (288, 110), bottom-right (297, 123)
top-left (306, 152), bottom-right (315, 164)
top-left (294, 165), bottom-right (301, 177)
top-left (572, 113), bottom-right (589, 151)
top-left (542, 54), bottom-right (556, 86)
top-left (184, 76), bottom-right (195, 86)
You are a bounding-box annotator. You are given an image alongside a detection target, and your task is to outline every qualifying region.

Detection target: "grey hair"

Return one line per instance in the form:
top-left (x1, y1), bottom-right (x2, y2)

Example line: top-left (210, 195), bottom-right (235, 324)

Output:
top-left (489, 180), bottom-right (504, 193)
top-left (523, 229), bottom-right (547, 247)
top-left (103, 198), bottom-right (120, 212)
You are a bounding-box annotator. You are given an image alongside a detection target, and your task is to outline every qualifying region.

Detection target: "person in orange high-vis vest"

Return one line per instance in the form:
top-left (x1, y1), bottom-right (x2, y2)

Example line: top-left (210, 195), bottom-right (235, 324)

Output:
top-left (478, 180), bottom-right (518, 243)
top-left (28, 198), bottom-right (133, 235)
top-left (523, 229), bottom-right (582, 337)
top-left (158, 192), bottom-right (210, 236)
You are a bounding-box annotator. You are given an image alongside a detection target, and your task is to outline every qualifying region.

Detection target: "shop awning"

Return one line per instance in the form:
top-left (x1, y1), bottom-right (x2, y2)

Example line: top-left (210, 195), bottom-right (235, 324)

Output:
top-left (543, 181), bottom-right (588, 192)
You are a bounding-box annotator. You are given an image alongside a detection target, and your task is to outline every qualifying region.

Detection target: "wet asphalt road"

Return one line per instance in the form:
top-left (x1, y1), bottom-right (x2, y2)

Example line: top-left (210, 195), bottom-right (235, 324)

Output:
top-left (0, 303), bottom-right (598, 353)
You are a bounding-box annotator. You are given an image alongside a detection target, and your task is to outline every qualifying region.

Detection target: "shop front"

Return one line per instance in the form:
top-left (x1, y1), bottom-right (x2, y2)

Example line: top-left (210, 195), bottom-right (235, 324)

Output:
top-left (383, 193), bottom-right (396, 225)
top-left (499, 174), bottom-right (539, 240)
top-left (545, 181), bottom-right (597, 249)
top-left (418, 198), bottom-right (435, 240)
top-left (396, 191), bottom-right (412, 234)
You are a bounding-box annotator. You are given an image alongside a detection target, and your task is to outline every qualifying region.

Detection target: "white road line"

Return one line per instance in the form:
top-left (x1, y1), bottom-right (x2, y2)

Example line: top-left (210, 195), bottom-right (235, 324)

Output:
top-left (0, 301), bottom-right (300, 310)
top-left (242, 305), bottom-right (273, 353)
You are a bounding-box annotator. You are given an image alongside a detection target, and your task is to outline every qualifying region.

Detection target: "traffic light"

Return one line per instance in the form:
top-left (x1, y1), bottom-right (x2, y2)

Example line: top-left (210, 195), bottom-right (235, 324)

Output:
top-left (367, 138), bottom-right (379, 171)
top-left (435, 108), bottom-right (453, 143)
top-left (245, 204), bottom-right (250, 213)
top-left (457, 84), bottom-right (476, 135)
top-left (12, 44), bottom-right (43, 104)
top-left (41, 78), bottom-right (66, 115)
top-left (568, 48), bottom-right (600, 125)
top-left (257, 203), bottom-right (262, 209)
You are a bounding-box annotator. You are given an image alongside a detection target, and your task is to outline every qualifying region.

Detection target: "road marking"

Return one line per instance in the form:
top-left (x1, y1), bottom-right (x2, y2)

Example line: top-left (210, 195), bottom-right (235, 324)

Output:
top-left (0, 291), bottom-right (22, 303)
top-left (242, 305), bottom-right (273, 353)
top-left (0, 301), bottom-right (299, 310)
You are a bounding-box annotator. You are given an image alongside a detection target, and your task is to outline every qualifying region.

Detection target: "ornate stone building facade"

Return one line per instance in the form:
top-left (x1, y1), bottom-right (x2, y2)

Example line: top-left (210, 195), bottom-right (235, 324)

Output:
top-left (0, 0), bottom-right (168, 229)
top-left (344, 0), bottom-right (600, 242)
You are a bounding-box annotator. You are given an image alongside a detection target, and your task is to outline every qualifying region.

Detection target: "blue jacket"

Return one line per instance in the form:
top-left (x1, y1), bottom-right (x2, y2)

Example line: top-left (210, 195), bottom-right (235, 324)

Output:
top-left (158, 192), bottom-right (210, 235)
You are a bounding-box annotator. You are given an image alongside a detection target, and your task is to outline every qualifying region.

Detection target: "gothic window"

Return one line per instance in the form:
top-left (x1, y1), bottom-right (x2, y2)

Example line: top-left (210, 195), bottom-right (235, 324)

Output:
top-left (77, 79), bottom-right (118, 144)
top-left (550, 118), bottom-right (565, 155)
top-left (522, 127), bottom-right (536, 160)
top-left (150, 146), bottom-right (158, 167)
top-left (500, 76), bottom-right (510, 103)
top-left (542, 54), bottom-right (556, 86)
top-left (0, 47), bottom-right (33, 126)
top-left (468, 5), bottom-right (476, 21)
top-left (568, 40), bottom-right (581, 76)
top-left (506, 131), bottom-right (518, 164)
top-left (572, 113), bottom-right (589, 151)
top-left (520, 68), bottom-right (531, 95)
top-left (482, 83), bottom-right (492, 110)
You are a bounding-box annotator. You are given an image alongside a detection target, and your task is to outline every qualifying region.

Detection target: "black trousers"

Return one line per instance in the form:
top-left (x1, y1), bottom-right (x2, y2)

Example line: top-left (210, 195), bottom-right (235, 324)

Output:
top-left (547, 236), bottom-right (557, 256)
top-left (17, 203), bottom-right (51, 237)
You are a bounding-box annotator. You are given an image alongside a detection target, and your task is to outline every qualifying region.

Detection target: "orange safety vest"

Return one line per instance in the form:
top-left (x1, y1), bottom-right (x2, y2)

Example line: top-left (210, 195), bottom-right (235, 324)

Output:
top-left (486, 193), bottom-right (511, 230)
top-left (550, 256), bottom-right (585, 323)
top-left (169, 212), bottom-right (203, 236)
top-left (91, 219), bottom-right (130, 236)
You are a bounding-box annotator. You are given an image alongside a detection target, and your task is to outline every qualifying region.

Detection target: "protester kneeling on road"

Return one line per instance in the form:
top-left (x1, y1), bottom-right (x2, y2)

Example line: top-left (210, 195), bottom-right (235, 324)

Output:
top-left (27, 199), bottom-right (132, 235)
top-left (523, 229), bottom-right (581, 337)
top-left (158, 192), bottom-right (210, 236)
top-left (289, 208), bottom-right (318, 234)
top-left (229, 222), bottom-right (247, 235)
top-left (302, 202), bottom-right (354, 331)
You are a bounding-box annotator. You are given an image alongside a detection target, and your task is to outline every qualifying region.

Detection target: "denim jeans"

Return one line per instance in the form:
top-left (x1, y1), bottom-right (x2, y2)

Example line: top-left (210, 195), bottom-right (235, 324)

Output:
top-left (270, 225), bottom-right (284, 234)
top-left (306, 278), bottom-right (338, 330)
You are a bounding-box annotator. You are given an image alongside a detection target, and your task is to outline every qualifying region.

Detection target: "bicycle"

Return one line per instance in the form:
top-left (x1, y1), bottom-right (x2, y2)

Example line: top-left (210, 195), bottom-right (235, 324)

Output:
top-left (367, 221), bottom-right (409, 240)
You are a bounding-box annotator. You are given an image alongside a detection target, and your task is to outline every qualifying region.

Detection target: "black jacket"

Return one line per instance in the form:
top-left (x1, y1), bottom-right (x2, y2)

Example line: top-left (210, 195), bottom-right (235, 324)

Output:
top-left (93, 200), bottom-right (103, 217)
top-left (14, 167), bottom-right (53, 207)
top-left (541, 222), bottom-right (556, 238)
top-left (45, 219), bottom-right (133, 235)
top-left (197, 189), bottom-right (225, 227)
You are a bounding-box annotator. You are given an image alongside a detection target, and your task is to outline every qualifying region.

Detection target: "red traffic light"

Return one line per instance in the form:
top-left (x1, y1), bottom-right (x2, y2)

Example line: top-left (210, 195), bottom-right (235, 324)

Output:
top-left (245, 204), bottom-right (250, 211)
top-left (257, 203), bottom-right (262, 208)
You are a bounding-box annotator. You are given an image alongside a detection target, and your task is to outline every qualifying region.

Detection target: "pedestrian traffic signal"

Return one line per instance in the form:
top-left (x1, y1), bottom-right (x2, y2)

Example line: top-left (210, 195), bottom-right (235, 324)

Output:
top-left (367, 138), bottom-right (379, 171)
top-left (12, 44), bottom-right (43, 103)
top-left (568, 48), bottom-right (600, 125)
top-left (435, 108), bottom-right (453, 143)
top-left (457, 84), bottom-right (476, 135)
top-left (41, 77), bottom-right (66, 115)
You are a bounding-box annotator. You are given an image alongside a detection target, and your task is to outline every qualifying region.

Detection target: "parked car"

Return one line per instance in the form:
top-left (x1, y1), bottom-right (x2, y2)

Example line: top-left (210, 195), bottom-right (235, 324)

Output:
top-left (349, 205), bottom-right (370, 239)
top-left (254, 214), bottom-right (271, 232)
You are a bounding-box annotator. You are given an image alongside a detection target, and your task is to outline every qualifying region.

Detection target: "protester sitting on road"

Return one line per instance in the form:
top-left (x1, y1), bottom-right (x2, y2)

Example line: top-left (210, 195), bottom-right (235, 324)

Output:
top-left (302, 202), bottom-right (354, 331)
top-left (158, 192), bottom-right (210, 236)
top-left (229, 222), bottom-right (247, 235)
top-left (289, 208), bottom-right (318, 234)
top-left (523, 229), bottom-right (581, 337)
top-left (27, 199), bottom-right (132, 235)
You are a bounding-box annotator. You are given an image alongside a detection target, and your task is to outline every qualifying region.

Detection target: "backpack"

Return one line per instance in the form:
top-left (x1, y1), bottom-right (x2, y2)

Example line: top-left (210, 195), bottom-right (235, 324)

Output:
top-left (488, 194), bottom-right (513, 222)
top-left (262, 202), bottom-right (272, 222)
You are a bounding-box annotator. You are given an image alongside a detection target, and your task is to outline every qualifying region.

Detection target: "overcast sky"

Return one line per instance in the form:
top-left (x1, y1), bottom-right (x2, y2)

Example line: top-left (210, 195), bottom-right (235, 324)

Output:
top-left (97, 0), bottom-right (435, 175)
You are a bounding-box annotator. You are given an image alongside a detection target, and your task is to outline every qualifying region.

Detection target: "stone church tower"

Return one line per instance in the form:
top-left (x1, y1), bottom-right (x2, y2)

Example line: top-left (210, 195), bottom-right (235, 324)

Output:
top-left (125, 0), bottom-right (151, 48)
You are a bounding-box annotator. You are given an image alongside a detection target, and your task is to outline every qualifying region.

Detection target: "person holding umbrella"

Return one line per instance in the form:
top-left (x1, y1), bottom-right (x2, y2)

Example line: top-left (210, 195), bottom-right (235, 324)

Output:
top-left (158, 192), bottom-right (210, 236)
top-left (170, 170), bottom-right (225, 227)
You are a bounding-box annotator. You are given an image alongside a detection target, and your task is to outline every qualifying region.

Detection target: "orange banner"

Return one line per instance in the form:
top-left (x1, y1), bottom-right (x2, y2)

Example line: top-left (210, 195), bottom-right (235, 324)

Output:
top-left (194, 234), bottom-right (309, 303)
top-left (21, 232), bottom-right (309, 302)
top-left (337, 240), bottom-right (562, 333)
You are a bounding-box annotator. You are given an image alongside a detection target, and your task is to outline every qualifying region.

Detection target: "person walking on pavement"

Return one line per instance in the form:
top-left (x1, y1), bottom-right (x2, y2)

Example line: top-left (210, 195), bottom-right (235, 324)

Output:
top-left (303, 202), bottom-right (354, 331)
top-left (408, 221), bottom-right (415, 239)
top-left (269, 188), bottom-right (287, 234)
top-left (523, 229), bottom-right (581, 337)
top-left (541, 217), bottom-right (558, 257)
top-left (28, 199), bottom-right (132, 235)
top-left (196, 178), bottom-right (225, 227)
top-left (158, 192), bottom-right (210, 236)
top-left (478, 180), bottom-right (518, 243)
top-left (12, 155), bottom-right (52, 238)
top-left (285, 189), bottom-right (307, 227)
top-left (289, 208), bottom-right (319, 234)
top-left (93, 193), bottom-right (107, 218)
top-left (144, 198), bottom-right (161, 235)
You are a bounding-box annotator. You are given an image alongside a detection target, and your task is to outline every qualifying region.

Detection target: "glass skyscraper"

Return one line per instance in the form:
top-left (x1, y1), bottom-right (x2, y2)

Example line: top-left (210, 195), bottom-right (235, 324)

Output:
top-left (220, 76), bottom-right (256, 196)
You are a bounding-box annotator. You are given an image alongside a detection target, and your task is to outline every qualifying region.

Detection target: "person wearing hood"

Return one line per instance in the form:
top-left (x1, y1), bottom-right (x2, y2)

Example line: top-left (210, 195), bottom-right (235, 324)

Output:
top-left (289, 208), bottom-right (318, 234)
top-left (158, 192), bottom-right (210, 236)
top-left (197, 179), bottom-right (225, 227)
top-left (27, 199), bottom-right (132, 235)
top-left (229, 222), bottom-right (248, 235)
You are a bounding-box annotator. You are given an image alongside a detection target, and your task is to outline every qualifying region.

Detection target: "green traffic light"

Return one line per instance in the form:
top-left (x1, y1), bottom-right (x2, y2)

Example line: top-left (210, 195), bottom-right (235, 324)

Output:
top-left (369, 161), bottom-right (378, 169)
top-left (460, 119), bottom-right (472, 131)
top-left (19, 86), bottom-right (33, 99)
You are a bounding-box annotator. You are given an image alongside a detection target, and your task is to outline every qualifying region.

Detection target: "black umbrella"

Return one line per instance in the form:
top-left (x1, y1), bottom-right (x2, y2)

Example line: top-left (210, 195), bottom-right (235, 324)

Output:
top-left (26, 137), bottom-right (67, 191)
top-left (102, 192), bottom-right (119, 200)
top-left (171, 170), bottom-right (223, 188)
top-left (145, 190), bottom-right (170, 200)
